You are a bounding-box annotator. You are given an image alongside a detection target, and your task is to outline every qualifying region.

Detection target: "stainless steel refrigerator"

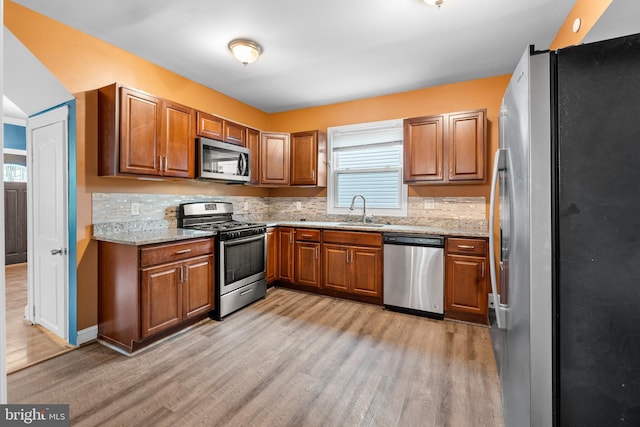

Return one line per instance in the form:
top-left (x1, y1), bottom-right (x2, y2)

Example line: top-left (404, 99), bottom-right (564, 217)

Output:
top-left (489, 34), bottom-right (640, 426)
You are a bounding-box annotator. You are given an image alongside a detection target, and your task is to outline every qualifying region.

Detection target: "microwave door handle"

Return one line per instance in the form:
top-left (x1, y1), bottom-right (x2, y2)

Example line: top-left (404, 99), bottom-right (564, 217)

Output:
top-left (237, 154), bottom-right (247, 176)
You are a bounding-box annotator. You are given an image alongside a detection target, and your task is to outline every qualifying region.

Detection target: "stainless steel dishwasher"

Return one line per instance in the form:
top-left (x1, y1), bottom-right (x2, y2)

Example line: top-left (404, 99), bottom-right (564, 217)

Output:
top-left (383, 233), bottom-right (444, 319)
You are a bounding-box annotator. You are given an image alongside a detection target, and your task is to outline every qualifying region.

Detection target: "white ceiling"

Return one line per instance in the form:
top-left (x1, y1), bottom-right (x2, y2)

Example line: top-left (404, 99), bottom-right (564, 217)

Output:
top-left (13, 0), bottom-right (576, 113)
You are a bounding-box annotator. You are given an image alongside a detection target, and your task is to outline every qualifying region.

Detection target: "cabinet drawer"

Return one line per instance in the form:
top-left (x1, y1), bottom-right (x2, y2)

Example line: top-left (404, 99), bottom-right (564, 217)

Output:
top-left (140, 238), bottom-right (213, 267)
top-left (296, 228), bottom-right (320, 242)
top-left (446, 238), bottom-right (487, 256)
top-left (322, 230), bottom-right (382, 247)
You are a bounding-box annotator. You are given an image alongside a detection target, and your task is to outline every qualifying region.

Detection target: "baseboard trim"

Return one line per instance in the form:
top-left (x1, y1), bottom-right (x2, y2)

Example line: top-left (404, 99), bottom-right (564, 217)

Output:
top-left (76, 325), bottom-right (98, 346)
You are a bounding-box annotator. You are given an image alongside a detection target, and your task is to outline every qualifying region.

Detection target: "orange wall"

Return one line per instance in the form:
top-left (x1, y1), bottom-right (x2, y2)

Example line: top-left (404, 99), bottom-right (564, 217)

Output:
top-left (3, 0), bottom-right (614, 331)
top-left (550, 0), bottom-right (613, 50)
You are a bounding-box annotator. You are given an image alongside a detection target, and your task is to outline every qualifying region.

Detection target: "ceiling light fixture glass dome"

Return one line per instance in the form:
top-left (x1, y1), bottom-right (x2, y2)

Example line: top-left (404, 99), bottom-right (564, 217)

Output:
top-left (228, 39), bottom-right (263, 66)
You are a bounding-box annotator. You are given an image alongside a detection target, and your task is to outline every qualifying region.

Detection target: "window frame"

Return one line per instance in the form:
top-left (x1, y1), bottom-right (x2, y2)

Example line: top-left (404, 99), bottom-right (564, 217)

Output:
top-left (327, 119), bottom-right (407, 217)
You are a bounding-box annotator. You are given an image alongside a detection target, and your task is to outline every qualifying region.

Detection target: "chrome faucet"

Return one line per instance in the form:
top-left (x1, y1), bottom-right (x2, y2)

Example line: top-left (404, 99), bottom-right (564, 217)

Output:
top-left (349, 194), bottom-right (367, 223)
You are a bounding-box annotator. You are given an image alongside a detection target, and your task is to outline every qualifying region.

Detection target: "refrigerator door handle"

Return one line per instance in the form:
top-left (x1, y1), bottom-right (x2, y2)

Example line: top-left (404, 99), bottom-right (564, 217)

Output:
top-left (489, 148), bottom-right (506, 329)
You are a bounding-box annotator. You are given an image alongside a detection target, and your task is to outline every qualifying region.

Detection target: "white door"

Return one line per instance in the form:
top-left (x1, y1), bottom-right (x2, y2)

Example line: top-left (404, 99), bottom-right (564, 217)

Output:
top-left (27, 105), bottom-right (68, 340)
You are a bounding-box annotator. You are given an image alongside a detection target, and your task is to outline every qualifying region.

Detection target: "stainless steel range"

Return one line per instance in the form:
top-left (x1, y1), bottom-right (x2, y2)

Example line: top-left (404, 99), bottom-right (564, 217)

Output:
top-left (178, 202), bottom-right (267, 319)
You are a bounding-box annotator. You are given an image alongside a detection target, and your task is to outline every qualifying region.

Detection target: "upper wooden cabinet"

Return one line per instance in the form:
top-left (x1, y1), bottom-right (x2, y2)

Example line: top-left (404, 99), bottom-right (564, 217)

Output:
top-left (290, 130), bottom-right (327, 187)
top-left (196, 111), bottom-right (246, 146)
top-left (260, 132), bottom-right (290, 185)
top-left (246, 127), bottom-right (261, 185)
top-left (98, 84), bottom-right (195, 178)
top-left (404, 109), bottom-right (486, 184)
top-left (403, 115), bottom-right (444, 183)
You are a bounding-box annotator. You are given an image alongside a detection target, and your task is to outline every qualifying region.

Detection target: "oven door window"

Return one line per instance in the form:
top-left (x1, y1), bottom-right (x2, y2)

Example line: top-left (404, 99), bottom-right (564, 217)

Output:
top-left (223, 235), bottom-right (265, 286)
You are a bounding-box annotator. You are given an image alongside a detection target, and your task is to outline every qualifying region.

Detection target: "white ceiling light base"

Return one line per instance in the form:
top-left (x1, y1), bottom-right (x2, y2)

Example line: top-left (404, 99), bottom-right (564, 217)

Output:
top-left (423, 0), bottom-right (446, 8)
top-left (228, 39), bottom-right (263, 65)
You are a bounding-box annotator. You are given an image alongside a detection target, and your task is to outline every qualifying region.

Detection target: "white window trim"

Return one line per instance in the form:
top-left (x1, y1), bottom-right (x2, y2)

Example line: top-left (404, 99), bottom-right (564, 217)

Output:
top-left (327, 119), bottom-right (408, 218)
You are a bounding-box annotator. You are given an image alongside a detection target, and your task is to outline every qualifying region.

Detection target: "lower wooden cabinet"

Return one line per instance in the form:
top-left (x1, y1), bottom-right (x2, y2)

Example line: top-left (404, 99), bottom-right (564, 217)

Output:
top-left (444, 237), bottom-right (488, 324)
top-left (98, 237), bottom-right (214, 353)
top-left (271, 227), bottom-right (382, 304)
top-left (295, 242), bottom-right (321, 288)
top-left (322, 230), bottom-right (382, 304)
top-left (277, 228), bottom-right (295, 283)
top-left (266, 227), bottom-right (278, 284)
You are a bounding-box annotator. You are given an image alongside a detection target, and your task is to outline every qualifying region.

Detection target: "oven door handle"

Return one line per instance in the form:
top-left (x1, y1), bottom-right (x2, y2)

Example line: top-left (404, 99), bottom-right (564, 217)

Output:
top-left (222, 233), bottom-right (265, 247)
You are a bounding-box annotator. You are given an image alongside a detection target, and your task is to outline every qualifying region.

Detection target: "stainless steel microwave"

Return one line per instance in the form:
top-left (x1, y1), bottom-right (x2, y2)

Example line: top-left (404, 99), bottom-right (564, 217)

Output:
top-left (197, 137), bottom-right (250, 183)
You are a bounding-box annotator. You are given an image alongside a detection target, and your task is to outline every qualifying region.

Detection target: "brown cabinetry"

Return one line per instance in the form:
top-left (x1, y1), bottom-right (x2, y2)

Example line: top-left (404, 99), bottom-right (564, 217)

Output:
top-left (404, 109), bottom-right (486, 184)
top-left (260, 132), bottom-right (290, 185)
top-left (294, 229), bottom-right (321, 288)
top-left (266, 227), bottom-right (278, 284)
top-left (277, 227), bottom-right (295, 283)
top-left (98, 237), bottom-right (214, 353)
top-left (445, 237), bottom-right (488, 324)
top-left (322, 230), bottom-right (382, 304)
top-left (290, 130), bottom-right (327, 186)
top-left (246, 127), bottom-right (261, 185)
top-left (195, 111), bottom-right (246, 146)
top-left (98, 84), bottom-right (195, 178)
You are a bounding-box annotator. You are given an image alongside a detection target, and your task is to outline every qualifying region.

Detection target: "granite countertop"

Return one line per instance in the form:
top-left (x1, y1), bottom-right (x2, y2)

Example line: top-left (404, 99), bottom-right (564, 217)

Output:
top-left (265, 221), bottom-right (490, 238)
top-left (93, 228), bottom-right (215, 246)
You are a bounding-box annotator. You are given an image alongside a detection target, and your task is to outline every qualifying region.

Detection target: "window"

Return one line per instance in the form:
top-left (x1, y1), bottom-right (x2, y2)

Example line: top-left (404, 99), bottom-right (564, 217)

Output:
top-left (3, 153), bottom-right (28, 182)
top-left (327, 119), bottom-right (407, 217)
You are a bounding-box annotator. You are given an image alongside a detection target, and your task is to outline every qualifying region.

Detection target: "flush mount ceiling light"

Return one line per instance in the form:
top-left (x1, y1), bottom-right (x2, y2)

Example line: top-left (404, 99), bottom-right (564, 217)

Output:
top-left (228, 39), bottom-right (263, 65)
top-left (423, 0), bottom-right (446, 8)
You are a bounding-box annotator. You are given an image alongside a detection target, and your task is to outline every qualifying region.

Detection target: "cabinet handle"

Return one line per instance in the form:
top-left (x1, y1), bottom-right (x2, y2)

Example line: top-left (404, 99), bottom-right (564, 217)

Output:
top-left (458, 245), bottom-right (475, 250)
top-left (290, 233), bottom-right (293, 243)
top-left (312, 170), bottom-right (315, 180)
top-left (163, 156), bottom-right (168, 171)
top-left (179, 265), bottom-right (183, 282)
top-left (346, 250), bottom-right (350, 263)
top-left (184, 265), bottom-right (189, 282)
top-left (481, 262), bottom-right (485, 279)
top-left (301, 234), bottom-right (313, 239)
top-left (315, 246), bottom-right (318, 259)
top-left (175, 249), bottom-right (192, 254)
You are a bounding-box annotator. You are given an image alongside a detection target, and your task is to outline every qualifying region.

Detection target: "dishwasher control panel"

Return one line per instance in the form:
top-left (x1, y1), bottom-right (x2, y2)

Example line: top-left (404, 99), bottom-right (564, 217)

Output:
top-left (383, 233), bottom-right (444, 247)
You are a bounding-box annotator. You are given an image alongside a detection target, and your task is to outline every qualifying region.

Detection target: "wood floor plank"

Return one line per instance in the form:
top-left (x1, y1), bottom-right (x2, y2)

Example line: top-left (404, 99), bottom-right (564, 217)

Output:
top-left (5, 263), bottom-right (73, 373)
top-left (8, 288), bottom-right (504, 426)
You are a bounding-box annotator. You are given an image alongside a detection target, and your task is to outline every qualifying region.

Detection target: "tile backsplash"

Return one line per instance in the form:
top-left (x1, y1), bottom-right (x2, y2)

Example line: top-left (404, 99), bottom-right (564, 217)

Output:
top-left (92, 193), bottom-right (487, 234)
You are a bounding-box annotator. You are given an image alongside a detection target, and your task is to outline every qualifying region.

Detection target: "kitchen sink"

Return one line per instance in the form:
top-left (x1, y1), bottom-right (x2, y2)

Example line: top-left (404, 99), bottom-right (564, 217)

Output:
top-left (337, 222), bottom-right (385, 227)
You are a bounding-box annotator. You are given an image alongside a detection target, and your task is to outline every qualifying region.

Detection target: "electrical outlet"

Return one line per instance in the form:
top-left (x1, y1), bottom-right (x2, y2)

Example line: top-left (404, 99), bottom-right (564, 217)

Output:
top-left (131, 202), bottom-right (140, 216)
top-left (296, 201), bottom-right (302, 211)
top-left (423, 197), bottom-right (435, 209)
top-left (244, 201), bottom-right (249, 211)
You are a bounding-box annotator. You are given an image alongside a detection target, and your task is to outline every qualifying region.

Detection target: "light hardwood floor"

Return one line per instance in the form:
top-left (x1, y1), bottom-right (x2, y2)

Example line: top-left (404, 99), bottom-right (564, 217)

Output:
top-left (5, 263), bottom-right (73, 373)
top-left (8, 288), bottom-right (504, 426)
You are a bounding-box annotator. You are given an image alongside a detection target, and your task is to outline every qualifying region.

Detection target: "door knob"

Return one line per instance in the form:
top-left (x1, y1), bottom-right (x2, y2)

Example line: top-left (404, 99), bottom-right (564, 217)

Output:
top-left (50, 248), bottom-right (66, 255)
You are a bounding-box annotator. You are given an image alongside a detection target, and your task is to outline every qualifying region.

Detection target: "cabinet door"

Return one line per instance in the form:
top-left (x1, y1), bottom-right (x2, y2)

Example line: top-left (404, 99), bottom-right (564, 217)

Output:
top-left (447, 110), bottom-right (486, 182)
top-left (322, 244), bottom-right (350, 292)
top-left (295, 242), bottom-right (321, 288)
top-left (196, 111), bottom-right (224, 140)
top-left (119, 87), bottom-right (161, 175)
top-left (161, 100), bottom-right (195, 178)
top-left (290, 131), bottom-right (318, 186)
top-left (182, 255), bottom-right (214, 319)
top-left (445, 254), bottom-right (487, 320)
top-left (403, 115), bottom-right (444, 183)
top-left (278, 228), bottom-right (295, 282)
top-left (266, 228), bottom-right (278, 283)
top-left (246, 128), bottom-right (261, 185)
top-left (141, 261), bottom-right (182, 338)
top-left (261, 133), bottom-right (290, 185)
top-left (224, 121), bottom-right (246, 146)
top-left (350, 247), bottom-right (382, 297)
